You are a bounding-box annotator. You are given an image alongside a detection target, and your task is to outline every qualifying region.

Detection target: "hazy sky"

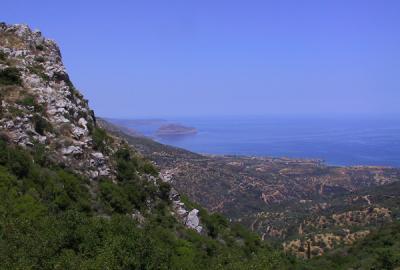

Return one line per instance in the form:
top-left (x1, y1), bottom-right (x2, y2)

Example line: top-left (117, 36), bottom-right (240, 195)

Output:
top-left (3, 0), bottom-right (400, 117)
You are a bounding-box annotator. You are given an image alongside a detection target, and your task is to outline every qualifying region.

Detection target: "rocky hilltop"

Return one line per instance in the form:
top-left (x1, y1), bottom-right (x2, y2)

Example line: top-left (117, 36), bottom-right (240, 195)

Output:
top-left (0, 23), bottom-right (114, 179)
top-left (0, 23), bottom-right (204, 233)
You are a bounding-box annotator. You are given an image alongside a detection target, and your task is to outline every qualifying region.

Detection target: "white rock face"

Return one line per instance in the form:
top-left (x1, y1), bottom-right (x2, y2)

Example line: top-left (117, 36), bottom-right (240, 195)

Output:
top-left (72, 125), bottom-right (87, 139)
top-left (62, 146), bottom-right (83, 155)
top-left (91, 152), bottom-right (104, 159)
top-left (165, 187), bottom-right (202, 233)
top-left (0, 23), bottom-right (115, 180)
top-left (186, 209), bottom-right (203, 233)
top-left (37, 135), bottom-right (47, 144)
top-left (98, 166), bottom-right (110, 177)
top-left (24, 75), bottom-right (42, 87)
top-left (78, 118), bottom-right (88, 129)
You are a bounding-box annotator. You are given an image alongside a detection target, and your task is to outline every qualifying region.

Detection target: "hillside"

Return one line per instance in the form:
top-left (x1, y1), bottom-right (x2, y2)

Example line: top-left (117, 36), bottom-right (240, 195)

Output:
top-left (100, 117), bottom-right (400, 258)
top-left (302, 221), bottom-right (400, 269)
top-left (0, 23), bottom-right (297, 269)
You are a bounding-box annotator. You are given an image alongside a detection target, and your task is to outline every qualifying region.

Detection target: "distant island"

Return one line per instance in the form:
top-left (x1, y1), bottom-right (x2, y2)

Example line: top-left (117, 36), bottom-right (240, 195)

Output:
top-left (156, 124), bottom-right (197, 136)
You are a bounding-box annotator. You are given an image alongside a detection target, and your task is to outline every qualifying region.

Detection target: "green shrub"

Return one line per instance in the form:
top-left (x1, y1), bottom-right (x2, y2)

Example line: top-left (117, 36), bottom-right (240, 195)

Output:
top-left (32, 143), bottom-right (49, 166)
top-left (17, 95), bottom-right (35, 107)
top-left (142, 160), bottom-right (159, 176)
top-left (99, 179), bottom-right (131, 214)
top-left (0, 144), bottom-right (32, 178)
top-left (17, 94), bottom-right (44, 113)
top-left (115, 148), bottom-right (139, 181)
top-left (33, 114), bottom-right (52, 135)
top-left (35, 44), bottom-right (44, 51)
top-left (0, 67), bottom-right (22, 85)
top-left (203, 212), bottom-right (229, 239)
top-left (158, 182), bottom-right (171, 201)
top-left (92, 127), bottom-right (112, 153)
top-left (0, 51), bottom-right (6, 61)
top-left (7, 106), bottom-right (24, 117)
top-left (35, 56), bottom-right (45, 63)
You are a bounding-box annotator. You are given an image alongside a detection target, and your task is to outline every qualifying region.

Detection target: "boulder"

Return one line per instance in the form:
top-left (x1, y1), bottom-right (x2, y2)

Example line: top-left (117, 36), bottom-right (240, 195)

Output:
top-left (91, 152), bottom-right (104, 159)
top-left (78, 117), bottom-right (88, 129)
top-left (186, 209), bottom-right (202, 233)
top-left (61, 145), bottom-right (82, 155)
top-left (72, 125), bottom-right (87, 139)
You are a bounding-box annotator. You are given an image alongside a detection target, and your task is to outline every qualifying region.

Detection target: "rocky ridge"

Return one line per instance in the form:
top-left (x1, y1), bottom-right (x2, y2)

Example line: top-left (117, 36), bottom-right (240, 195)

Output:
top-left (0, 23), bottom-right (202, 232)
top-left (0, 23), bottom-right (113, 179)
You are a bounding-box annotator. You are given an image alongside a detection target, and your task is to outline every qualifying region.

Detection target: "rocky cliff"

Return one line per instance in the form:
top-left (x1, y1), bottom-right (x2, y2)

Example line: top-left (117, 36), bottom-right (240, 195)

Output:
top-left (0, 23), bottom-right (115, 180)
top-left (0, 23), bottom-right (203, 232)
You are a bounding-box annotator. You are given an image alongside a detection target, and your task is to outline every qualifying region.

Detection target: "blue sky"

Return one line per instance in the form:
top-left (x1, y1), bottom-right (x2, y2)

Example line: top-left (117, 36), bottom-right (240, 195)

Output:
top-left (2, 0), bottom-right (400, 117)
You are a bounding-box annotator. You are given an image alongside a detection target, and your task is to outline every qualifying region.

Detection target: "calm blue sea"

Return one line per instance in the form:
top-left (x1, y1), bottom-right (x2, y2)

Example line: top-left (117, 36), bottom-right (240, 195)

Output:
top-left (120, 116), bottom-right (400, 167)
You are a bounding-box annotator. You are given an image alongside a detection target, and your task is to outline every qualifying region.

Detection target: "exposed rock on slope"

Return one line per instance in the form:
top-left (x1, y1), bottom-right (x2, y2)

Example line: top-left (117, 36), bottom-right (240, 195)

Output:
top-left (0, 23), bottom-right (114, 180)
top-left (0, 23), bottom-right (202, 232)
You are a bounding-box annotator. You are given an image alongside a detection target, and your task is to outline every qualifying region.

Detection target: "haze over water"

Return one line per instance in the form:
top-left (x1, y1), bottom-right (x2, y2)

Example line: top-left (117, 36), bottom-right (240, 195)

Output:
top-left (122, 115), bottom-right (400, 167)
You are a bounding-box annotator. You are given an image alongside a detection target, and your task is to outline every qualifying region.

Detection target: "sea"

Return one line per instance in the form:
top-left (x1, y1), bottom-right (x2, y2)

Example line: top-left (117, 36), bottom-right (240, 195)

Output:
top-left (116, 115), bottom-right (400, 167)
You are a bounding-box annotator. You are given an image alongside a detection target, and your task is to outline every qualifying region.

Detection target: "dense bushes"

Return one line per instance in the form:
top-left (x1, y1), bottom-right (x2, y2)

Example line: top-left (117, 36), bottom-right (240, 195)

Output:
top-left (0, 139), bottom-right (91, 213)
top-left (115, 147), bottom-right (159, 178)
top-left (0, 139), bottom-right (297, 269)
top-left (99, 147), bottom-right (163, 214)
top-left (99, 180), bottom-right (131, 213)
